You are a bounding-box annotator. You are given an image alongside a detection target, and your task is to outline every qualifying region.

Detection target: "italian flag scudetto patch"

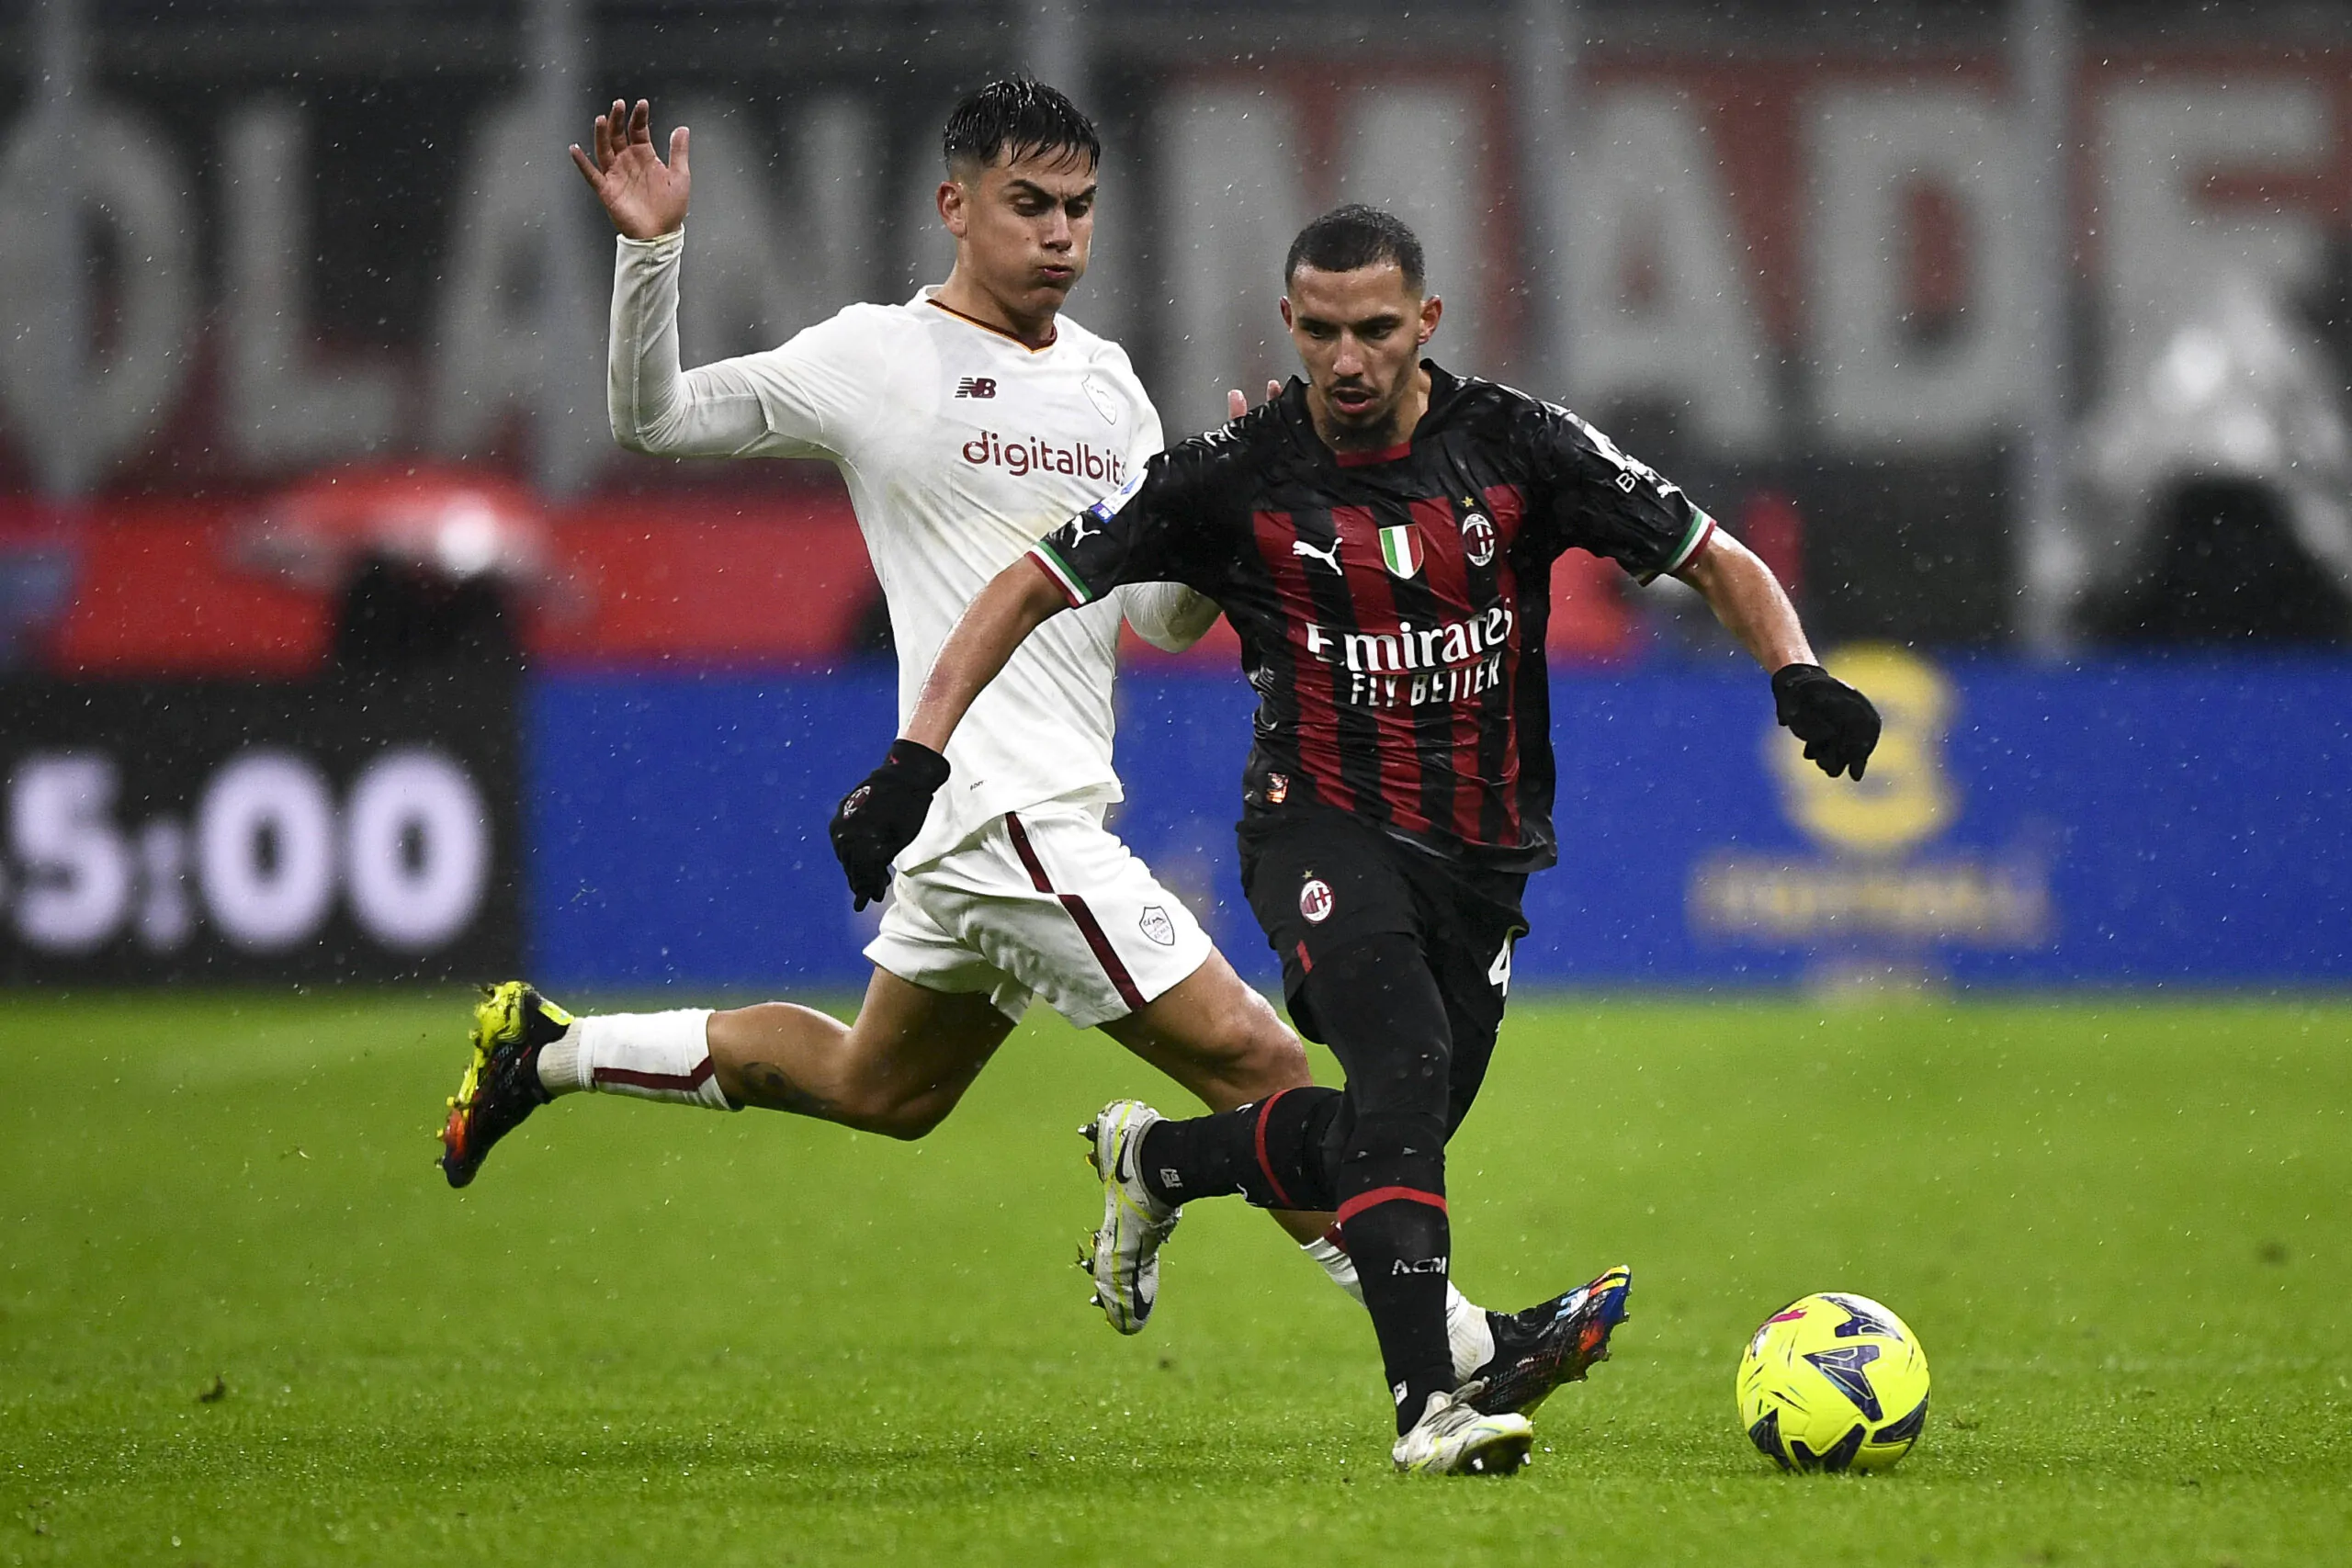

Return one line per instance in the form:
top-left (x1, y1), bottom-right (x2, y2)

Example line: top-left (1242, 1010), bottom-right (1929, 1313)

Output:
top-left (1378, 523), bottom-right (1422, 578)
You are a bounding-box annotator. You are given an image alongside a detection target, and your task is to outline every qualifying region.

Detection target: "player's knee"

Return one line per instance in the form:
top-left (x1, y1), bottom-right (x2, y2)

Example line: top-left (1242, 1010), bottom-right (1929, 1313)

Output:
top-left (1340, 1106), bottom-right (1446, 1158)
top-left (1333, 1106), bottom-right (1447, 1187)
top-left (1159, 976), bottom-right (1306, 1085)
top-left (1238, 999), bottom-right (1312, 1075)
top-left (1216, 995), bottom-right (1312, 1093)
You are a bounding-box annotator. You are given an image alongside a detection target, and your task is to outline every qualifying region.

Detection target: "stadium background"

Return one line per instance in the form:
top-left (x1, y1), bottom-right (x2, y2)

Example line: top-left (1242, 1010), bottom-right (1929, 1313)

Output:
top-left (3, 4), bottom-right (2348, 1563)
top-left (6, 0), bottom-right (2350, 991)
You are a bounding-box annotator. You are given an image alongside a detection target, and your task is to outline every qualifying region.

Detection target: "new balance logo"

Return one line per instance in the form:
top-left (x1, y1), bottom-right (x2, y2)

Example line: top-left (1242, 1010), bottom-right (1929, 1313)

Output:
top-left (1292, 537), bottom-right (1343, 573)
top-left (956, 378), bottom-right (998, 399)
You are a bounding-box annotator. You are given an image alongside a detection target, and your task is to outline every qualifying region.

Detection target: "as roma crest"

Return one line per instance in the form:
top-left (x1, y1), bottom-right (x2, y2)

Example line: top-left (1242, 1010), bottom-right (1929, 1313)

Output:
top-left (1377, 523), bottom-right (1423, 578)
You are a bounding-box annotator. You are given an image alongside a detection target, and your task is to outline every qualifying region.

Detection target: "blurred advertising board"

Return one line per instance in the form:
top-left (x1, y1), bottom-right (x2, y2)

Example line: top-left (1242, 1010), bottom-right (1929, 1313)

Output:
top-left (6, 30), bottom-right (2346, 487)
top-left (1, 675), bottom-right (519, 984)
top-left (10, 20), bottom-right (2352, 648)
top-left (530, 658), bottom-right (2352, 992)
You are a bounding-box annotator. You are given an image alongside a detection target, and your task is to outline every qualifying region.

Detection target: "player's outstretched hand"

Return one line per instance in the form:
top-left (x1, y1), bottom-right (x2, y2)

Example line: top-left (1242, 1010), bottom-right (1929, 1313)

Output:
top-left (829, 740), bottom-right (952, 909)
top-left (1771, 664), bottom-right (1881, 780)
top-left (570, 97), bottom-right (689, 240)
top-left (1226, 380), bottom-right (1284, 421)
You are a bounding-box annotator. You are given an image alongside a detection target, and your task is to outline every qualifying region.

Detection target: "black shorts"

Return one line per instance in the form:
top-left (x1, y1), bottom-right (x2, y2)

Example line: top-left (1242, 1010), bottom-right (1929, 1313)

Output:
top-left (1238, 805), bottom-right (1528, 1130)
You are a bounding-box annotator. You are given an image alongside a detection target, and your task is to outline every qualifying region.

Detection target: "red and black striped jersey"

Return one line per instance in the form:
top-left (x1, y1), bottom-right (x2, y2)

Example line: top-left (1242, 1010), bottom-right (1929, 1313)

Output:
top-left (1028, 364), bottom-right (1715, 871)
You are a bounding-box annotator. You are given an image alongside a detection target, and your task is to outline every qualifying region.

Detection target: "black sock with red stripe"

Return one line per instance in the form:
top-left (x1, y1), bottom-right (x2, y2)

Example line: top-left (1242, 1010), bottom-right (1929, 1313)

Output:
top-left (1294, 933), bottom-right (1464, 1434)
top-left (1335, 1112), bottom-right (1454, 1435)
top-left (1136, 1087), bottom-right (1341, 1211)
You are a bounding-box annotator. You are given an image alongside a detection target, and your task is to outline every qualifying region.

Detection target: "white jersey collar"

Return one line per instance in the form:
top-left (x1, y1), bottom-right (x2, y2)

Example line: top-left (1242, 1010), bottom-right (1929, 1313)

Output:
top-left (914, 285), bottom-right (1063, 355)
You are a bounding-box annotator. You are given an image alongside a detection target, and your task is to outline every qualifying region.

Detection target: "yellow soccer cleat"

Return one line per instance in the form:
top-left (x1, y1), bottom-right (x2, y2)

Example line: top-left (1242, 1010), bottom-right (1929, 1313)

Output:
top-left (437, 981), bottom-right (575, 1190)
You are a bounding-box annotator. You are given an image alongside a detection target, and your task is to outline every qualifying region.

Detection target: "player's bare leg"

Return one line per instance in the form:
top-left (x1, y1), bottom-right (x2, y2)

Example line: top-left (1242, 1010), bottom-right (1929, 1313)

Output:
top-left (439, 955), bottom-right (1298, 1171)
top-left (437, 970), bottom-right (1011, 1188)
top-left (705, 967), bottom-right (1015, 1139)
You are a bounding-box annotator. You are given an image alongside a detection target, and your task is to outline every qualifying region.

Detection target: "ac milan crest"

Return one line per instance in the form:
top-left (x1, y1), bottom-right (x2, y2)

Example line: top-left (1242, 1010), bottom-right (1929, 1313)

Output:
top-left (1461, 512), bottom-right (1496, 567)
top-left (1298, 877), bottom-right (1334, 923)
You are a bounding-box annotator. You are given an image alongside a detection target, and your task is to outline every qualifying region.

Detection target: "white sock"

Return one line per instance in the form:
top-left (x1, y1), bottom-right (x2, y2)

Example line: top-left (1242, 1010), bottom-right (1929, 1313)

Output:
top-left (536, 1010), bottom-right (731, 1111)
top-left (1302, 1232), bottom-right (1496, 1382)
top-left (1446, 1282), bottom-right (1498, 1381)
top-left (537, 1027), bottom-right (588, 1096)
top-left (1303, 1233), bottom-right (1365, 1304)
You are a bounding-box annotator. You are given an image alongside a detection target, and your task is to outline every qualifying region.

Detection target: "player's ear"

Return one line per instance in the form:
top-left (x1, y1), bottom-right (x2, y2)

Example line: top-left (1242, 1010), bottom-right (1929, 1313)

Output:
top-left (1279, 296), bottom-right (1295, 330)
top-left (937, 177), bottom-right (968, 237)
top-left (1418, 294), bottom-right (1442, 346)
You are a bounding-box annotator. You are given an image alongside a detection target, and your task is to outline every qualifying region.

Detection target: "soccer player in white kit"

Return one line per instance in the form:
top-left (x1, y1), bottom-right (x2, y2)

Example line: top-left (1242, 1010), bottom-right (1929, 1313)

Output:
top-left (440, 84), bottom-right (1583, 1395)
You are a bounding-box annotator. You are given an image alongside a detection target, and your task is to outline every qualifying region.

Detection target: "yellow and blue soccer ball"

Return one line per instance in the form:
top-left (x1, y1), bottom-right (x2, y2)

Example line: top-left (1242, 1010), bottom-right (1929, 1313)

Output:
top-left (1736, 1292), bottom-right (1929, 1472)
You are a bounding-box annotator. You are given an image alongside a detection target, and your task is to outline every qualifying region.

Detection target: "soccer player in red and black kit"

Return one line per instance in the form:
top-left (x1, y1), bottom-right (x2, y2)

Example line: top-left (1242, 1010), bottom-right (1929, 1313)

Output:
top-left (831, 206), bottom-right (1882, 1474)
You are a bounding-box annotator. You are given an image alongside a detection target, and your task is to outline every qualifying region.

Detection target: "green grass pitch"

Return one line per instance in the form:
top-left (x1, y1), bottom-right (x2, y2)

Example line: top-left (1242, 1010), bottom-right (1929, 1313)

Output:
top-left (3, 993), bottom-right (2347, 1565)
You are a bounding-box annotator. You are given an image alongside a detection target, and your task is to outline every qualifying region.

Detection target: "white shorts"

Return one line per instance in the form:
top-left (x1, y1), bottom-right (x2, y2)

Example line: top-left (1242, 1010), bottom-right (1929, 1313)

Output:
top-left (865, 805), bottom-right (1212, 1029)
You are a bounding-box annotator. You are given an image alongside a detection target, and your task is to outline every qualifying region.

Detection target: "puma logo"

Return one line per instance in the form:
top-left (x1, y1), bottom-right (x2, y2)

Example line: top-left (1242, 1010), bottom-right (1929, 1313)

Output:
top-left (1066, 513), bottom-right (1102, 547)
top-left (1292, 536), bottom-right (1343, 573)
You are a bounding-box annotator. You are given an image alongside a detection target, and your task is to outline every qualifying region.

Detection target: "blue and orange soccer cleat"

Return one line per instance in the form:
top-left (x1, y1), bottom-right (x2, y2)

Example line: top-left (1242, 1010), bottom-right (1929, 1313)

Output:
top-left (1463, 1264), bottom-right (1634, 1417)
top-left (437, 981), bottom-right (574, 1189)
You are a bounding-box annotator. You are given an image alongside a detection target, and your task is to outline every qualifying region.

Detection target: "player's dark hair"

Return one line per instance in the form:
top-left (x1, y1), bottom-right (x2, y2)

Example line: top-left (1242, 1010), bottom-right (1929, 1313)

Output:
top-left (942, 79), bottom-right (1100, 173)
top-left (1284, 205), bottom-right (1426, 293)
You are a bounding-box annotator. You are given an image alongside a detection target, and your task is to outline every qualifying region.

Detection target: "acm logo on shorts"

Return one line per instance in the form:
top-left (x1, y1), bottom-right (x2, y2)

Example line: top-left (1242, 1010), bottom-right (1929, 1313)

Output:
top-left (1299, 877), bottom-right (1334, 923)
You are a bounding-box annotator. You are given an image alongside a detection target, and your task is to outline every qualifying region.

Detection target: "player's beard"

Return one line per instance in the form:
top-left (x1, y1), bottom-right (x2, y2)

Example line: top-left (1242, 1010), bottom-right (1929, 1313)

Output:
top-left (1320, 378), bottom-right (1408, 449)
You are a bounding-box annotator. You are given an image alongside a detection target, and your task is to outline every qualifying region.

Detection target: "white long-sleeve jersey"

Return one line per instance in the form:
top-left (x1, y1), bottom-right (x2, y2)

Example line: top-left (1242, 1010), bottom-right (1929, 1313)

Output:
top-left (608, 229), bottom-right (1207, 868)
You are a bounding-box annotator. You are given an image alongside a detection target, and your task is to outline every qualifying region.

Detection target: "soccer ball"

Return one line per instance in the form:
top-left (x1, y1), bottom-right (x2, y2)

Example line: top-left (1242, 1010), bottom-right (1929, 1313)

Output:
top-left (1737, 1292), bottom-right (1929, 1472)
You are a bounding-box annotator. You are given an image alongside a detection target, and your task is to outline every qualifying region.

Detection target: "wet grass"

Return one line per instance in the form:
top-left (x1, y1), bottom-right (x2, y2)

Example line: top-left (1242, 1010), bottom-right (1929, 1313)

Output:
top-left (3, 992), bottom-right (2347, 1565)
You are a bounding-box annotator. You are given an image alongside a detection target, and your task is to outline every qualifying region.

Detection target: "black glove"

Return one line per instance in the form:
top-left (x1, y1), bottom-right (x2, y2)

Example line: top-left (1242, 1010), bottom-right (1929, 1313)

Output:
top-left (1771, 663), bottom-right (1881, 781)
top-left (830, 739), bottom-right (951, 909)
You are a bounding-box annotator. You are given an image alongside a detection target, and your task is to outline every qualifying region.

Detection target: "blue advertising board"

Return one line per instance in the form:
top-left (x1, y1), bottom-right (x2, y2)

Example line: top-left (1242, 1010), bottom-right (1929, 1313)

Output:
top-left (528, 655), bottom-right (2352, 991)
